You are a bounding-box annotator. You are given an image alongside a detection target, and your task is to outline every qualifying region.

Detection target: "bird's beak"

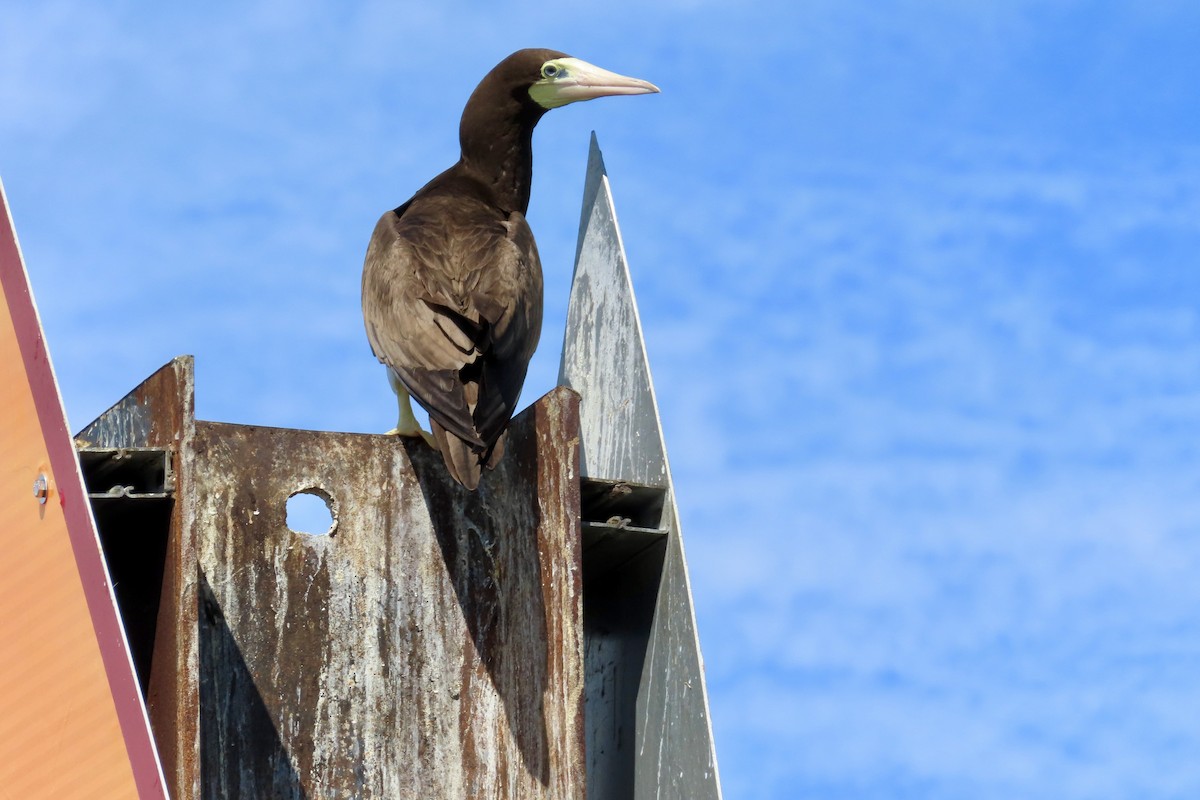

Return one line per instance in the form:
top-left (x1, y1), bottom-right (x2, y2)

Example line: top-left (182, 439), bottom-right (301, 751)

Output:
top-left (530, 58), bottom-right (660, 110)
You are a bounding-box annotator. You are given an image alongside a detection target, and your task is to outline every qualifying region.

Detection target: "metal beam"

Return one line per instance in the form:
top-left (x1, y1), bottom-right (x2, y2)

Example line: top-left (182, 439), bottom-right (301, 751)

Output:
top-left (76, 357), bottom-right (201, 799)
top-left (78, 358), bottom-right (587, 799)
top-left (189, 390), bottom-right (584, 799)
top-left (559, 134), bottom-right (723, 799)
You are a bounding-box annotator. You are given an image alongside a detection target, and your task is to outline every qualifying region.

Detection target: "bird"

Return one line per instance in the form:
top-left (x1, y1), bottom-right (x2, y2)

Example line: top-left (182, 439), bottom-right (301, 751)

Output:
top-left (362, 49), bottom-right (658, 489)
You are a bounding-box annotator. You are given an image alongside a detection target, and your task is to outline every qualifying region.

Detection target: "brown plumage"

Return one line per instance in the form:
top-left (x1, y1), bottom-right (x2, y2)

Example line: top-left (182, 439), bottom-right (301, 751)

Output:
top-left (362, 49), bottom-right (658, 489)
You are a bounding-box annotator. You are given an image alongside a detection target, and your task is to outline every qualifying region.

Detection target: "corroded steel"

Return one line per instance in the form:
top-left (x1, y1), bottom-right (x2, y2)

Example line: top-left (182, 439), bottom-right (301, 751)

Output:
top-left (66, 130), bottom-right (715, 800)
top-left (76, 356), bottom-right (200, 799)
top-left (78, 360), bottom-right (587, 798)
top-left (188, 388), bottom-right (584, 799)
top-left (559, 134), bottom-right (722, 799)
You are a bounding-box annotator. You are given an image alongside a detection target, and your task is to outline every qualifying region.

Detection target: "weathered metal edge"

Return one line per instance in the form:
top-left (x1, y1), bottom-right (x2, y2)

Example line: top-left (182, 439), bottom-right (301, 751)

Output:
top-left (559, 134), bottom-right (723, 798)
top-left (77, 355), bottom-right (200, 800)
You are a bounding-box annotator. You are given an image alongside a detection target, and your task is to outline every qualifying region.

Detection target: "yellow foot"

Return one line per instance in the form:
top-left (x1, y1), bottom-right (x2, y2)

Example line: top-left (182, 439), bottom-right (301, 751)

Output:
top-left (386, 370), bottom-right (439, 449)
top-left (386, 423), bottom-right (438, 450)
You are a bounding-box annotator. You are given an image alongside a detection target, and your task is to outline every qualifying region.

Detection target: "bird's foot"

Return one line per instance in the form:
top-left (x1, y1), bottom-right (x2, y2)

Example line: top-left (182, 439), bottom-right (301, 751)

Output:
top-left (387, 422), bottom-right (438, 450)
top-left (385, 374), bottom-right (439, 449)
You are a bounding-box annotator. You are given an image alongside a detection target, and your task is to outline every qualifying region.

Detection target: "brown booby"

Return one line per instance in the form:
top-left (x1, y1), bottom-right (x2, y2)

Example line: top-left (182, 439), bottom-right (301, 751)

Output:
top-left (362, 49), bottom-right (658, 489)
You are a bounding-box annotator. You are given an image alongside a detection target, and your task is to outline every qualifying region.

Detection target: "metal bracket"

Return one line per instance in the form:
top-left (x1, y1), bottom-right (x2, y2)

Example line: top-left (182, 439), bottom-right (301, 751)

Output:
top-left (78, 447), bottom-right (173, 501)
top-left (581, 478), bottom-right (667, 579)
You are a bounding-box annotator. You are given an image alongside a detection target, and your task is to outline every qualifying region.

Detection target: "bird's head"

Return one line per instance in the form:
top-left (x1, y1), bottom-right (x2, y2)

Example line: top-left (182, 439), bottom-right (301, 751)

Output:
top-left (464, 49), bottom-right (659, 121)
top-left (525, 52), bottom-right (660, 109)
top-left (457, 49), bottom-right (658, 207)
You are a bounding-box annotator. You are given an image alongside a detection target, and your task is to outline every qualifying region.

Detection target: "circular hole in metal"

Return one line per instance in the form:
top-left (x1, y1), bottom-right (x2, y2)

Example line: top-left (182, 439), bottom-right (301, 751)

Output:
top-left (286, 488), bottom-right (336, 536)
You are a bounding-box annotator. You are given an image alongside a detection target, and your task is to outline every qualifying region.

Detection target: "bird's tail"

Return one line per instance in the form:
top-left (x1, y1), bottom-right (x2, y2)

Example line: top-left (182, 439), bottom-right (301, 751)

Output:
top-left (431, 422), bottom-right (506, 490)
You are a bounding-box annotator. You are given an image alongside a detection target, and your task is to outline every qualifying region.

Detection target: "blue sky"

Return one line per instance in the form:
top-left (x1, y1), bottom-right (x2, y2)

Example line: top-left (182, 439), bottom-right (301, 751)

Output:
top-left (5, 2), bottom-right (1200, 797)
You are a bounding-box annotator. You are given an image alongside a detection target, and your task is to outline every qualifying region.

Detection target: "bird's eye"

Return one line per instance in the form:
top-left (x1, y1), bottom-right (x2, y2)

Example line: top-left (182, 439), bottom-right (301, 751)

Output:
top-left (542, 63), bottom-right (560, 79)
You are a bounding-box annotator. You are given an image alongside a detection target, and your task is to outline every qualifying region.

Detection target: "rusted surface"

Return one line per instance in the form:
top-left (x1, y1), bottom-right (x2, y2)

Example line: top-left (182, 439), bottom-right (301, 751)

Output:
top-left (188, 388), bottom-right (584, 799)
top-left (77, 356), bottom-right (200, 800)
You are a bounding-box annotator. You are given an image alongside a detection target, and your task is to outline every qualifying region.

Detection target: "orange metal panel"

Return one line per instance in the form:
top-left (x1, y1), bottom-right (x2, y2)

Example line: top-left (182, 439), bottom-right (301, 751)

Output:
top-left (0, 180), bottom-right (167, 798)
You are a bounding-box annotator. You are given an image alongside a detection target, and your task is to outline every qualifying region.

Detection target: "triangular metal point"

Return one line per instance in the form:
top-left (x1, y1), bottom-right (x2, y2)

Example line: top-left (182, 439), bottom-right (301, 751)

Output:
top-left (558, 133), bottom-right (723, 799)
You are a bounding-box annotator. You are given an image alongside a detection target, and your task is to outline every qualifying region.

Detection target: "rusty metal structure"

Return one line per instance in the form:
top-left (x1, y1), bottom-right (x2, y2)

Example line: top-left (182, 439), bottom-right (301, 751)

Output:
top-left (72, 136), bottom-right (720, 798)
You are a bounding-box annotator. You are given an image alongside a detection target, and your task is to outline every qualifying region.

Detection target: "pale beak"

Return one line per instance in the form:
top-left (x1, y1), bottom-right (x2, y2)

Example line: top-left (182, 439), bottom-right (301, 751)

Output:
top-left (530, 58), bottom-right (660, 109)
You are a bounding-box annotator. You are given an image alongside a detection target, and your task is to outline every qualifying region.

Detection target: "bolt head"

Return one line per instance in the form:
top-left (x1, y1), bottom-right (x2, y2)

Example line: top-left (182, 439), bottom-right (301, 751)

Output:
top-left (33, 474), bottom-right (48, 505)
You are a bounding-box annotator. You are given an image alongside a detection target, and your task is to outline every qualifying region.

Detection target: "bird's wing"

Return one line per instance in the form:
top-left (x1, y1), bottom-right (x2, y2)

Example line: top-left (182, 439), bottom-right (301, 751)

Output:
top-left (466, 210), bottom-right (543, 449)
top-left (362, 196), bottom-right (542, 451)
